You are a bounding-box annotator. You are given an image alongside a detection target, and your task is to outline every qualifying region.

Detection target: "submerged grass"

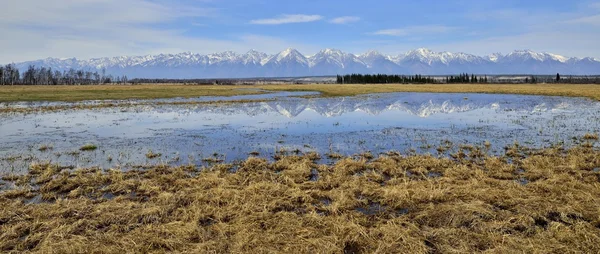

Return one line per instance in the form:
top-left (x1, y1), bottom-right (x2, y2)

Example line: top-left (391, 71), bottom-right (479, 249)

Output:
top-left (583, 133), bottom-right (599, 140)
top-left (79, 144), bottom-right (97, 151)
top-left (0, 98), bottom-right (277, 114)
top-left (1, 143), bottom-right (599, 253)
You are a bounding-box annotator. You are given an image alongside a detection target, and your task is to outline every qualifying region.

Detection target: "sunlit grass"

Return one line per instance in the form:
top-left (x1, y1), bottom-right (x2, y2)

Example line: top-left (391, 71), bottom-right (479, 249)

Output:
top-left (257, 83), bottom-right (600, 101)
top-left (1, 83), bottom-right (600, 103)
top-left (0, 84), bottom-right (263, 102)
top-left (1, 141), bottom-right (599, 253)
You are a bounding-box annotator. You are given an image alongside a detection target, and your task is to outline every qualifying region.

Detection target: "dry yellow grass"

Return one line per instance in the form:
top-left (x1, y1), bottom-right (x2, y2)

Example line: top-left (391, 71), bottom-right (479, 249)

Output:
top-left (1, 142), bottom-right (599, 253)
top-left (257, 83), bottom-right (600, 101)
top-left (1, 83), bottom-right (600, 103)
top-left (0, 84), bottom-right (262, 102)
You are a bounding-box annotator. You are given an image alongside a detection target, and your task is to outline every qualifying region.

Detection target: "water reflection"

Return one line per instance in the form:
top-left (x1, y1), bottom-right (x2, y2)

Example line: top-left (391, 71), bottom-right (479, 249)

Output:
top-left (1, 92), bottom-right (599, 173)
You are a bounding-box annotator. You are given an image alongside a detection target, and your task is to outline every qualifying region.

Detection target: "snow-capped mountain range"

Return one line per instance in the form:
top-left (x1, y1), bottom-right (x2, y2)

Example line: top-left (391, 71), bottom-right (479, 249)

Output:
top-left (10, 48), bottom-right (600, 78)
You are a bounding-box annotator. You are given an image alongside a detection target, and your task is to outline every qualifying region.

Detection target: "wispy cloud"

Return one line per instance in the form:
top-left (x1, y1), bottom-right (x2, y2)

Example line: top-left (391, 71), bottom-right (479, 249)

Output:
top-left (0, 0), bottom-right (214, 27)
top-left (372, 25), bottom-right (457, 36)
top-left (0, 0), bottom-right (319, 63)
top-left (434, 30), bottom-right (600, 58)
top-left (565, 14), bottom-right (600, 26)
top-left (250, 14), bottom-right (323, 25)
top-left (329, 16), bottom-right (361, 24)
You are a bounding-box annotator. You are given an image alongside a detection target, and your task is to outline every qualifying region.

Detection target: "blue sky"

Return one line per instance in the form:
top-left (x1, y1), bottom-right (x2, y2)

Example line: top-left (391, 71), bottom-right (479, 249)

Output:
top-left (1, 0), bottom-right (600, 63)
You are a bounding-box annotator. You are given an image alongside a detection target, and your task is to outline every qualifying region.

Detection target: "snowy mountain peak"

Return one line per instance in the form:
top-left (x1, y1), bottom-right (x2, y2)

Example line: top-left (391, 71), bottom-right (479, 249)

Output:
top-left (245, 50), bottom-right (265, 57)
top-left (280, 48), bottom-right (300, 56)
top-left (308, 48), bottom-right (361, 69)
top-left (361, 50), bottom-right (383, 58)
top-left (10, 48), bottom-right (600, 78)
top-left (266, 48), bottom-right (308, 66)
top-left (513, 49), bottom-right (536, 54)
top-left (402, 48), bottom-right (481, 65)
top-left (545, 53), bottom-right (569, 63)
top-left (319, 48), bottom-right (344, 55)
top-left (404, 48), bottom-right (437, 62)
top-left (412, 48), bottom-right (434, 54)
top-left (487, 53), bottom-right (503, 62)
top-left (506, 50), bottom-right (544, 61)
top-left (504, 50), bottom-right (571, 63)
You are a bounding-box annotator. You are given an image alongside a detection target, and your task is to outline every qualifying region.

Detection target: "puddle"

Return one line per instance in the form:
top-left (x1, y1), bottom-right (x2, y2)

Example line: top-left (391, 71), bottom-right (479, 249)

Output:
top-left (428, 172), bottom-right (442, 178)
top-left (1, 92), bottom-right (600, 174)
top-left (517, 177), bottom-right (530, 185)
top-left (0, 90), bottom-right (319, 110)
top-left (396, 208), bottom-right (409, 215)
top-left (309, 168), bottom-right (319, 181)
top-left (24, 194), bottom-right (42, 204)
top-left (356, 202), bottom-right (387, 215)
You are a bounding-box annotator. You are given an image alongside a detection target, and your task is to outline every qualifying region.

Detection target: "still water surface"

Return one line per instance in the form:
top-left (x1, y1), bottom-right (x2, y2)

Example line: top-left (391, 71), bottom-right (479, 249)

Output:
top-left (1, 92), bottom-right (599, 173)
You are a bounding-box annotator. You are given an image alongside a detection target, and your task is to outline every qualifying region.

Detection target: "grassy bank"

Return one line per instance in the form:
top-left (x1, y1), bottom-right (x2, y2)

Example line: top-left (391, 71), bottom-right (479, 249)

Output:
top-left (1, 83), bottom-right (600, 103)
top-left (1, 143), bottom-right (599, 253)
top-left (0, 84), bottom-right (263, 102)
top-left (257, 83), bottom-right (600, 101)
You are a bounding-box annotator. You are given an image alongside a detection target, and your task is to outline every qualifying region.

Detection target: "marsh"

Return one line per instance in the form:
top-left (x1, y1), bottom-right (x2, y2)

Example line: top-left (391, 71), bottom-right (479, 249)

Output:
top-left (1, 92), bottom-right (599, 173)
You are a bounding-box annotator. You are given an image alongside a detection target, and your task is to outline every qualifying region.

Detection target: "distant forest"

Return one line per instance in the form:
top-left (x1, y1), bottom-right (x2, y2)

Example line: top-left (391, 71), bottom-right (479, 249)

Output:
top-left (336, 74), bottom-right (600, 84)
top-left (1, 64), bottom-right (600, 85)
top-left (0, 64), bottom-right (129, 85)
top-left (337, 73), bottom-right (487, 84)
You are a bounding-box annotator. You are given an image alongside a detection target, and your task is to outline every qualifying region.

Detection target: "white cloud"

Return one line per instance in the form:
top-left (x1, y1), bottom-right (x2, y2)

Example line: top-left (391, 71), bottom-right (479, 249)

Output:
top-left (250, 14), bottom-right (323, 25)
top-left (0, 0), bottom-right (213, 27)
top-left (372, 25), bottom-right (457, 36)
top-left (565, 14), bottom-right (600, 26)
top-left (329, 16), bottom-right (361, 24)
top-left (0, 1), bottom-right (320, 63)
top-left (431, 31), bottom-right (600, 58)
top-left (373, 29), bottom-right (409, 36)
top-left (360, 5), bottom-right (600, 58)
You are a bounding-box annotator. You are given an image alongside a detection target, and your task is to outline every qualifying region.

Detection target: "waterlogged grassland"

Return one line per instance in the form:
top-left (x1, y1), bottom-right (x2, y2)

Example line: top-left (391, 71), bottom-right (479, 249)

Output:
top-left (2, 92), bottom-right (599, 172)
top-left (1, 83), bottom-right (600, 103)
top-left (1, 84), bottom-right (600, 253)
top-left (1, 142), bottom-right (599, 253)
top-left (0, 98), bottom-right (276, 114)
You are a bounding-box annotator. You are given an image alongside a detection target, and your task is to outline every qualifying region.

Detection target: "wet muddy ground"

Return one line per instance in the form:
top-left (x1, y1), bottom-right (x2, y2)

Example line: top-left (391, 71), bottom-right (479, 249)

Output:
top-left (1, 91), bottom-right (599, 174)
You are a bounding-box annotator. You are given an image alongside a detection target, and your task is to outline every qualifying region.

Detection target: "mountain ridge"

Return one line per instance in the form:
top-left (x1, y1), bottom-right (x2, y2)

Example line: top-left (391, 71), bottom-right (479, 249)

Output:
top-left (9, 48), bottom-right (600, 78)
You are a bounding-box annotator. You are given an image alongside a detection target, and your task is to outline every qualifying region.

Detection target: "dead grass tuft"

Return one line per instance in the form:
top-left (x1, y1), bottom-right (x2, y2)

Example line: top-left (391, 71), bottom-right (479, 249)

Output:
top-left (583, 133), bottom-right (599, 140)
top-left (79, 144), bottom-right (97, 151)
top-left (1, 143), bottom-right (600, 253)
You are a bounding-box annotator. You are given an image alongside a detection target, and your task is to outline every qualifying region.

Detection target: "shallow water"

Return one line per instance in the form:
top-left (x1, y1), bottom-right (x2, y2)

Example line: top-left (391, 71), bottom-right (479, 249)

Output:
top-left (1, 92), bottom-right (599, 174)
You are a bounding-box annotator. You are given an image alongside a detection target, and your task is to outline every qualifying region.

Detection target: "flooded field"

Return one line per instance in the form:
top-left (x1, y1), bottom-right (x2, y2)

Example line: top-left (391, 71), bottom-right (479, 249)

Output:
top-left (1, 91), bottom-right (599, 174)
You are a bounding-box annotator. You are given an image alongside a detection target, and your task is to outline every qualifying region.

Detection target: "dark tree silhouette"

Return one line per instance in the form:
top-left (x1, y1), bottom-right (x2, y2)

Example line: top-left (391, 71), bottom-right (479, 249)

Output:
top-left (0, 64), bottom-right (129, 85)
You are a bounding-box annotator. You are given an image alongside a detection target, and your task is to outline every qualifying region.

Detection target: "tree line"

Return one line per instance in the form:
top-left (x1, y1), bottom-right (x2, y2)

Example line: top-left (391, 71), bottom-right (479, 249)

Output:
top-left (2, 65), bottom-right (599, 85)
top-left (336, 73), bottom-right (490, 84)
top-left (0, 64), bottom-right (129, 85)
top-left (337, 73), bottom-right (600, 84)
top-left (337, 74), bottom-right (437, 84)
top-left (445, 73), bottom-right (489, 83)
